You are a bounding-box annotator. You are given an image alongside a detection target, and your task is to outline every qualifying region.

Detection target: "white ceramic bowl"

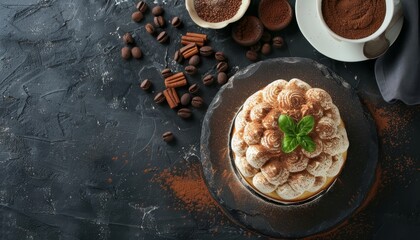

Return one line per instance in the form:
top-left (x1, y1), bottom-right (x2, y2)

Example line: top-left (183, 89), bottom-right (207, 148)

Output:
top-left (185, 0), bottom-right (251, 29)
top-left (316, 0), bottom-right (395, 43)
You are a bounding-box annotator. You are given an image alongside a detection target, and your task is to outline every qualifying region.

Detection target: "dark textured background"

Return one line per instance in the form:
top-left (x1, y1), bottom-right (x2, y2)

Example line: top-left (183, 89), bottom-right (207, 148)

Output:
top-left (0, 0), bottom-right (419, 239)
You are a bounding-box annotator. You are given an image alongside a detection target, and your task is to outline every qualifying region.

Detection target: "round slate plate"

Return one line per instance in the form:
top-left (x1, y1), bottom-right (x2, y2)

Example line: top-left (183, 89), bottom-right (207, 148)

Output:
top-left (200, 58), bottom-right (378, 238)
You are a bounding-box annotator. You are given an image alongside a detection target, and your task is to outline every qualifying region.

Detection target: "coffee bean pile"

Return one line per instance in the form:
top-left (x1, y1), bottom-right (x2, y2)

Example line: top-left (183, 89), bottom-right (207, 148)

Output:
top-left (120, 1), bottom-right (233, 143)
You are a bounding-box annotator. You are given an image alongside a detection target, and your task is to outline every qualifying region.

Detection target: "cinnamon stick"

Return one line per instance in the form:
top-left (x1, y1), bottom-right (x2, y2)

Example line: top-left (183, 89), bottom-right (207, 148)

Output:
top-left (163, 88), bottom-right (180, 109)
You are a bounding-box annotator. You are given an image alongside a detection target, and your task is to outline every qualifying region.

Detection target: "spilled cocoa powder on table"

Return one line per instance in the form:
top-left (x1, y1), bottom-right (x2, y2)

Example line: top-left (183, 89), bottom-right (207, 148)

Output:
top-left (194, 0), bottom-right (242, 23)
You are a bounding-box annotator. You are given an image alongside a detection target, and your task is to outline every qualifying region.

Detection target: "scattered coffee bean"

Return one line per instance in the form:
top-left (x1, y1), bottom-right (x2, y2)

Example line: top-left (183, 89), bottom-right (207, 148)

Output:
top-left (202, 74), bottom-right (214, 86)
top-left (161, 68), bottom-right (172, 78)
top-left (136, 1), bottom-right (148, 13)
top-left (185, 65), bottom-right (197, 75)
top-left (261, 43), bottom-right (271, 55)
top-left (140, 79), bottom-right (152, 90)
top-left (189, 55), bottom-right (200, 66)
top-left (121, 47), bottom-right (131, 59)
top-left (177, 108), bottom-right (192, 119)
top-left (157, 31), bottom-right (169, 43)
top-left (191, 96), bottom-right (204, 108)
top-left (250, 42), bottom-right (261, 52)
top-left (216, 61), bottom-right (228, 73)
top-left (154, 92), bottom-right (166, 103)
top-left (145, 23), bottom-right (155, 35)
top-left (262, 31), bottom-right (272, 42)
top-left (162, 131), bottom-right (174, 142)
top-left (180, 93), bottom-right (191, 106)
top-left (131, 47), bottom-right (142, 59)
top-left (199, 46), bottom-right (213, 57)
top-left (217, 72), bottom-right (228, 85)
top-left (152, 6), bottom-right (164, 16)
top-left (132, 11), bottom-right (143, 22)
top-left (188, 83), bottom-right (199, 94)
top-left (171, 17), bottom-right (182, 28)
top-left (214, 52), bottom-right (226, 62)
top-left (246, 50), bottom-right (258, 61)
top-left (174, 50), bottom-right (183, 63)
top-left (154, 16), bottom-right (165, 27)
top-left (123, 33), bottom-right (134, 44)
top-left (272, 36), bottom-right (284, 48)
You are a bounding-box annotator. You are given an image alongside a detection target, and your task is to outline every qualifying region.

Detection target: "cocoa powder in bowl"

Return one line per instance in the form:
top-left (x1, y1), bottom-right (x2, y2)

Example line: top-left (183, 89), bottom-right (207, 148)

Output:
top-left (258, 0), bottom-right (293, 31)
top-left (194, 0), bottom-right (242, 23)
top-left (322, 0), bottom-right (386, 39)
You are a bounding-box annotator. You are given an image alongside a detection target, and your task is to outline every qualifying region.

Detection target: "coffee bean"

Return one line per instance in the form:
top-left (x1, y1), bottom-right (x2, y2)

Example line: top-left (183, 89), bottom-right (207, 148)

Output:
top-left (217, 72), bottom-right (228, 85)
top-left (214, 52), bottom-right (226, 62)
top-left (189, 55), bottom-right (200, 66)
top-left (152, 6), bottom-right (164, 16)
top-left (136, 1), bottom-right (148, 13)
top-left (161, 68), bottom-right (172, 78)
top-left (145, 23), bottom-right (155, 35)
top-left (174, 50), bottom-right (183, 63)
top-left (121, 47), bottom-right (131, 59)
top-left (191, 96), bottom-right (204, 108)
top-left (262, 31), bottom-right (272, 43)
top-left (185, 65), bottom-right (197, 75)
top-left (202, 74), bottom-right (214, 86)
top-left (199, 46), bottom-right (213, 57)
top-left (246, 50), bottom-right (258, 62)
top-left (131, 47), bottom-right (142, 59)
top-left (157, 31), bottom-right (169, 43)
top-left (123, 33), bottom-right (134, 44)
top-left (216, 62), bottom-right (228, 73)
top-left (140, 79), bottom-right (151, 90)
top-left (261, 43), bottom-right (271, 55)
top-left (272, 36), bottom-right (284, 48)
top-left (171, 17), bottom-right (182, 28)
top-left (180, 93), bottom-right (191, 106)
top-left (154, 92), bottom-right (166, 103)
top-left (132, 11), bottom-right (143, 22)
top-left (177, 108), bottom-right (192, 119)
top-left (188, 83), bottom-right (199, 94)
top-left (162, 131), bottom-right (174, 142)
top-left (250, 42), bottom-right (261, 52)
top-left (154, 16), bottom-right (165, 28)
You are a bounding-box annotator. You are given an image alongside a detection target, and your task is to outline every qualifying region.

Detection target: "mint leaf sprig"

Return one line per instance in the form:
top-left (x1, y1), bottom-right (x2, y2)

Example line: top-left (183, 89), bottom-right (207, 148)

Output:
top-left (278, 115), bottom-right (316, 153)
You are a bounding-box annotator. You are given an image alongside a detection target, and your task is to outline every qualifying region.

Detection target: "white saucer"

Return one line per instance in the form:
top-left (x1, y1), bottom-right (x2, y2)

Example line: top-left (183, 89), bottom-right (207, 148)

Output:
top-left (295, 0), bottom-right (404, 62)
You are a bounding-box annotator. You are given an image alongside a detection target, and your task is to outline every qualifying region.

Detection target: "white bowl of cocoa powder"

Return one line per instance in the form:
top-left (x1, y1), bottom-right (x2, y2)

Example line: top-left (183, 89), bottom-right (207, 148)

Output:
top-left (185, 0), bottom-right (251, 29)
top-left (316, 0), bottom-right (395, 43)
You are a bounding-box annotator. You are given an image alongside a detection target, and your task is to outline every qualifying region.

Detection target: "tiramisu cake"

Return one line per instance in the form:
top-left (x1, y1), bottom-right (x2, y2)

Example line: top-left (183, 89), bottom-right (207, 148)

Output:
top-left (231, 78), bottom-right (349, 202)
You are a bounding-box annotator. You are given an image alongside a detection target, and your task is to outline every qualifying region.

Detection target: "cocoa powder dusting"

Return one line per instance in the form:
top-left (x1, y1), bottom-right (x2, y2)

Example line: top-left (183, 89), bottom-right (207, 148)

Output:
top-left (194, 0), bottom-right (242, 23)
top-left (152, 163), bottom-right (218, 213)
top-left (322, 0), bottom-right (386, 39)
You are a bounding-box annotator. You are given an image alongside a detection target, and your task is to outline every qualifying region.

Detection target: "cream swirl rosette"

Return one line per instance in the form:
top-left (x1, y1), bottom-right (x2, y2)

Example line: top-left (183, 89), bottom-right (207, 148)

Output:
top-left (231, 78), bottom-right (349, 202)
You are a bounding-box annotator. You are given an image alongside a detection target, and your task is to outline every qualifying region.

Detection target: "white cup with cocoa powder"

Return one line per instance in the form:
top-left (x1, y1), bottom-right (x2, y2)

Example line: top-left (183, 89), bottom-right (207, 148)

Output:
top-left (316, 0), bottom-right (395, 43)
